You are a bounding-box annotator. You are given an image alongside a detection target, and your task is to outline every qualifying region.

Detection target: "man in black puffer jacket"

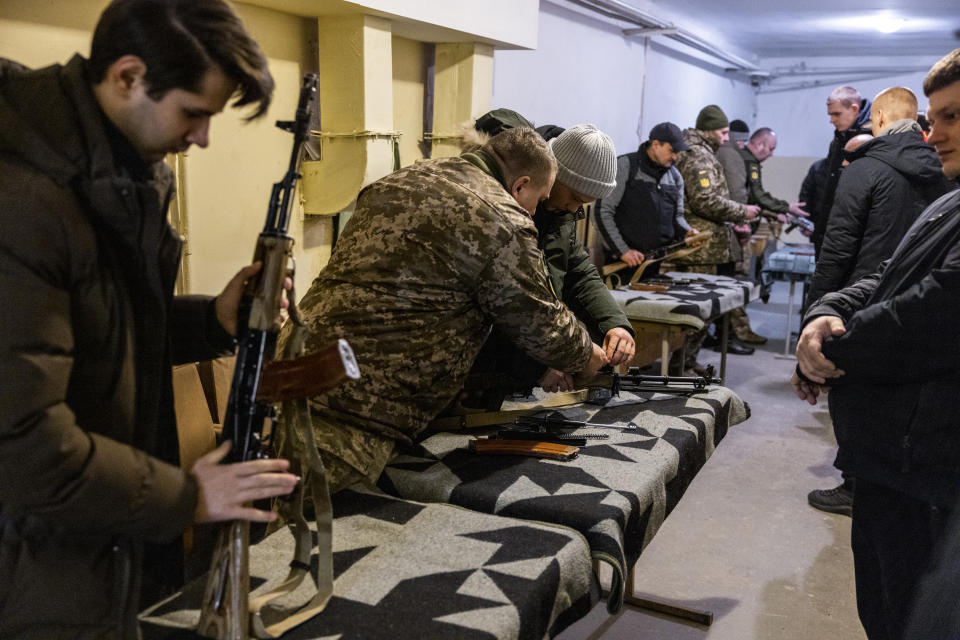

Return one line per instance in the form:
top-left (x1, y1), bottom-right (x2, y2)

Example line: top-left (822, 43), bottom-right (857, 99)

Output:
top-left (813, 86), bottom-right (873, 256)
top-left (0, 3), bottom-right (299, 637)
top-left (808, 86), bottom-right (954, 304)
top-left (791, 49), bottom-right (960, 640)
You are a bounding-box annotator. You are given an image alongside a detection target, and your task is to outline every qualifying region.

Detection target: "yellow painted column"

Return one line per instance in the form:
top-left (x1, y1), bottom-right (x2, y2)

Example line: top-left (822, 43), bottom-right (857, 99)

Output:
top-left (392, 35), bottom-right (428, 168)
top-left (431, 42), bottom-right (493, 158)
top-left (300, 14), bottom-right (396, 215)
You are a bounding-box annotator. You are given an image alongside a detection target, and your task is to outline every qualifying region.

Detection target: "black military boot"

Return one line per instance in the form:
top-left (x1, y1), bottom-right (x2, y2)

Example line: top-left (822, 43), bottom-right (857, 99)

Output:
top-left (807, 480), bottom-right (854, 517)
top-left (713, 336), bottom-right (755, 355)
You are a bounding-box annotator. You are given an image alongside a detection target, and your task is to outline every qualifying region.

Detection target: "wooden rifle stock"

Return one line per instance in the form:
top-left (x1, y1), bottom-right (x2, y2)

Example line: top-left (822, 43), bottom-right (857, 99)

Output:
top-left (471, 438), bottom-right (580, 461)
top-left (602, 231), bottom-right (713, 286)
top-left (197, 339), bottom-right (358, 639)
top-left (199, 522), bottom-right (250, 639)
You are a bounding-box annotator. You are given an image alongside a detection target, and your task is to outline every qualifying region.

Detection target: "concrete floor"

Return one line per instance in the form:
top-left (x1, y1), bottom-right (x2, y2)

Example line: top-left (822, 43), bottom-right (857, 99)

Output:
top-left (557, 280), bottom-right (867, 640)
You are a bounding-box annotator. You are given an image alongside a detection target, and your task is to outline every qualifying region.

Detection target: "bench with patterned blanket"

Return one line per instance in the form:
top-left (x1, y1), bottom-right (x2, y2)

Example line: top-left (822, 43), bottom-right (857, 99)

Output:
top-left (607, 272), bottom-right (760, 330)
top-left (378, 387), bottom-right (749, 613)
top-left (140, 488), bottom-right (597, 639)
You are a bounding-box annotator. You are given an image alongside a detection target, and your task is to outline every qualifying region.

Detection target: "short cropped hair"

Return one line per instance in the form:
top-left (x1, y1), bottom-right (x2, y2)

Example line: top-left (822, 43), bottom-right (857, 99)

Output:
top-left (924, 49), bottom-right (960, 97)
top-left (484, 127), bottom-right (557, 188)
top-left (89, 0), bottom-right (273, 120)
top-left (749, 127), bottom-right (775, 143)
top-left (827, 86), bottom-right (861, 107)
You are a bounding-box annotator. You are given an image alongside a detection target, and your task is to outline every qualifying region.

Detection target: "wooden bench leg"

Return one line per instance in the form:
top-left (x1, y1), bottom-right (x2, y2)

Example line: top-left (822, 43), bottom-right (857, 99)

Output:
top-left (596, 564), bottom-right (715, 626)
top-left (622, 594), bottom-right (714, 626)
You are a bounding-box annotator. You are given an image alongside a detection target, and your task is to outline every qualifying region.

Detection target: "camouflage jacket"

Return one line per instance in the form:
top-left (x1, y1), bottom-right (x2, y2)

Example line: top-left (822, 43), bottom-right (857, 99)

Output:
top-left (291, 156), bottom-right (594, 475)
top-left (674, 128), bottom-right (748, 264)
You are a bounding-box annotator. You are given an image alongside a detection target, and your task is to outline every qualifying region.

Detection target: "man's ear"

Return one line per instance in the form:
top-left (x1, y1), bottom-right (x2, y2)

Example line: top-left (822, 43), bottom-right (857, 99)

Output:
top-left (851, 103), bottom-right (861, 116)
top-left (510, 175), bottom-right (532, 199)
top-left (103, 54), bottom-right (148, 99)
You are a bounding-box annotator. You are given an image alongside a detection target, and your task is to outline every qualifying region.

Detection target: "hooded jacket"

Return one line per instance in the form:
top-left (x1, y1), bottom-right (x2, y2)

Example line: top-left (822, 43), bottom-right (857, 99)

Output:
top-left (808, 126), bottom-right (955, 302)
top-left (806, 189), bottom-right (960, 508)
top-left (0, 56), bottom-right (233, 637)
top-left (814, 97), bottom-right (873, 253)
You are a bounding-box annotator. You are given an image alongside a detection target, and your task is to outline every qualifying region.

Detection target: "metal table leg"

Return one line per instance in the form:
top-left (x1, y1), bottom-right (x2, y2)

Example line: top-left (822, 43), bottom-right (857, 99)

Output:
top-left (784, 280), bottom-right (796, 357)
top-left (719, 312), bottom-right (729, 384)
top-left (660, 325), bottom-right (670, 375)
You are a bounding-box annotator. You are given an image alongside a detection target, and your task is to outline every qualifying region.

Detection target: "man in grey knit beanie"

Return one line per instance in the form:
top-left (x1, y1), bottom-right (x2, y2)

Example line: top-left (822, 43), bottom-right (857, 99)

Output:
top-left (538, 125), bottom-right (634, 391)
top-left (463, 122), bottom-right (636, 402)
top-left (548, 124), bottom-right (618, 201)
top-left (461, 124), bottom-right (636, 410)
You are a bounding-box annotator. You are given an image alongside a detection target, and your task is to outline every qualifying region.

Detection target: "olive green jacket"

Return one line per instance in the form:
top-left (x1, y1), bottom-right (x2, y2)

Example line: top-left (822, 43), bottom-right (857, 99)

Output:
top-left (535, 206), bottom-right (632, 342)
top-left (740, 146), bottom-right (790, 213)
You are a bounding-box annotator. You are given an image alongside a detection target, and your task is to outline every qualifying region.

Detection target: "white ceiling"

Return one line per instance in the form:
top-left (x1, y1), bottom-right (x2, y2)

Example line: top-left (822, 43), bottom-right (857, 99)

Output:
top-left (632, 0), bottom-right (959, 60)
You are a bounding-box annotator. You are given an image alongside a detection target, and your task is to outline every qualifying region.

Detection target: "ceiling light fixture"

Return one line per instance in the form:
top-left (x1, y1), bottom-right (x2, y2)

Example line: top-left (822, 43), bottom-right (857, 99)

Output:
top-left (875, 16), bottom-right (906, 34)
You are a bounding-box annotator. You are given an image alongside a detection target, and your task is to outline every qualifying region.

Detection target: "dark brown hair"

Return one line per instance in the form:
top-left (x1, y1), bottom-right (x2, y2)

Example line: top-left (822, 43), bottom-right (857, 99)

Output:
top-left (924, 49), bottom-right (960, 97)
top-left (88, 0), bottom-right (273, 120)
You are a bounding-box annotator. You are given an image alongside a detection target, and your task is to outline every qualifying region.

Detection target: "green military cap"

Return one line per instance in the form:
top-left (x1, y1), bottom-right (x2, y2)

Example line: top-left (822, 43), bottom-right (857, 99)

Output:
top-left (474, 108), bottom-right (535, 137)
top-left (696, 105), bottom-right (729, 131)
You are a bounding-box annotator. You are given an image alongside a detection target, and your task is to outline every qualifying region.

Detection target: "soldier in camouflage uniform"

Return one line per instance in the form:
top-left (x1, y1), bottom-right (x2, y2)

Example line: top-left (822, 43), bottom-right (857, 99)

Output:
top-left (671, 105), bottom-right (760, 372)
top-left (464, 123), bottom-right (634, 404)
top-left (287, 127), bottom-right (607, 491)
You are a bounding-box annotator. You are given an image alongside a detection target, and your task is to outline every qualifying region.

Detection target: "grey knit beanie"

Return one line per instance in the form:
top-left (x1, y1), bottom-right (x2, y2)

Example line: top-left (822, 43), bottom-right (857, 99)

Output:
top-left (548, 124), bottom-right (617, 200)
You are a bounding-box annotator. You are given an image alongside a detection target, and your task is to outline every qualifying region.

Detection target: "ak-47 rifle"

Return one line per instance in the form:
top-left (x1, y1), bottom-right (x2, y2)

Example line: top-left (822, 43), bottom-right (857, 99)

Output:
top-left (759, 209), bottom-right (814, 234)
top-left (602, 231), bottom-right (713, 288)
top-left (197, 74), bottom-right (359, 640)
top-left (576, 365), bottom-right (721, 402)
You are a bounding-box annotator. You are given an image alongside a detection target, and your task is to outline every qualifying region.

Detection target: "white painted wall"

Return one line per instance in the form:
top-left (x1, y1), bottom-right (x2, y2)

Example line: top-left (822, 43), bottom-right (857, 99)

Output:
top-left (491, 2), bottom-right (755, 156)
top-left (755, 54), bottom-right (939, 158)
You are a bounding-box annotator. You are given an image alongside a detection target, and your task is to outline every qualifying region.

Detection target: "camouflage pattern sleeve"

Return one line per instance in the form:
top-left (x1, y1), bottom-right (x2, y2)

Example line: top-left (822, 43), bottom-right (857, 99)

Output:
top-left (677, 148), bottom-right (747, 225)
top-left (474, 227), bottom-right (594, 373)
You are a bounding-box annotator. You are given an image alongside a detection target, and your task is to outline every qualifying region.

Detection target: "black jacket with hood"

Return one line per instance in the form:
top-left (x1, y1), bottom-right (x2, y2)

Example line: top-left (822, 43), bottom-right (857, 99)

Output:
top-left (808, 125), bottom-right (955, 302)
top-left (813, 97), bottom-right (873, 254)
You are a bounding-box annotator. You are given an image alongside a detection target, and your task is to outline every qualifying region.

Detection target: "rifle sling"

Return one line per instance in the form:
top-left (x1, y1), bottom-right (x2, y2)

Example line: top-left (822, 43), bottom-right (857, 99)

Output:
top-left (628, 246), bottom-right (703, 285)
top-left (249, 323), bottom-right (334, 639)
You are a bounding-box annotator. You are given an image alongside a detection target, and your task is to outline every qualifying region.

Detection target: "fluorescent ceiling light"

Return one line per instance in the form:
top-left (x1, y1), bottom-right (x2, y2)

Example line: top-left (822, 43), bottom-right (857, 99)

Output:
top-left (875, 16), bottom-right (906, 33)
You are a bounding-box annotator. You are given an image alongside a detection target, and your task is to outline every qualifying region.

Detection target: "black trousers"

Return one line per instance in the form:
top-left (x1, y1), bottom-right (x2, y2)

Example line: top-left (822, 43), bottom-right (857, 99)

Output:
top-left (851, 479), bottom-right (950, 640)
